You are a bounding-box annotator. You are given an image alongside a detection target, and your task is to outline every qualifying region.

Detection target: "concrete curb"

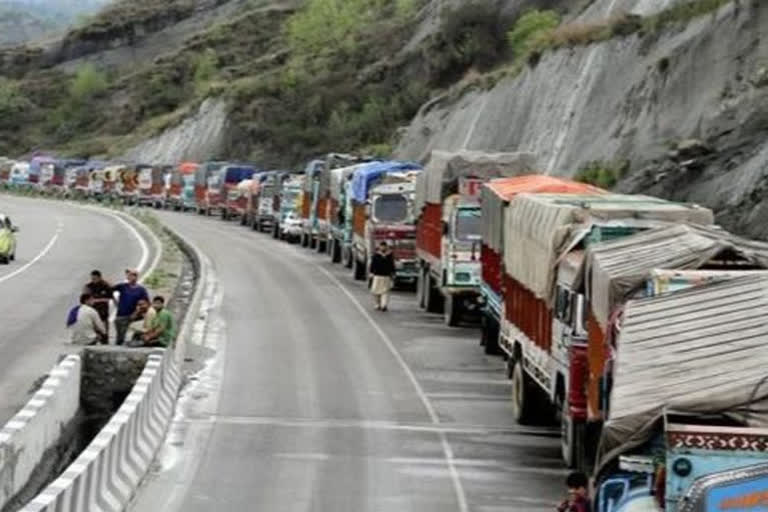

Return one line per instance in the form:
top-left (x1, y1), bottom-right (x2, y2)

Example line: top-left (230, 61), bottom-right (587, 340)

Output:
top-left (19, 351), bottom-right (181, 512)
top-left (0, 355), bottom-right (82, 511)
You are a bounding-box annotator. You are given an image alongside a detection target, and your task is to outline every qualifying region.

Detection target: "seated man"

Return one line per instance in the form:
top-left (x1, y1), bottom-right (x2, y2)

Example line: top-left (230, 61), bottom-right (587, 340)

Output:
top-left (69, 293), bottom-right (107, 345)
top-left (125, 298), bottom-right (156, 346)
top-left (144, 296), bottom-right (176, 348)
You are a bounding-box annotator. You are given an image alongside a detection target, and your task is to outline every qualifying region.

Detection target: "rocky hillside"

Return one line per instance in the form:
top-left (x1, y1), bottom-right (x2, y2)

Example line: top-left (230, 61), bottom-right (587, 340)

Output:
top-left (2, 0), bottom-right (767, 236)
top-left (0, 0), bottom-right (111, 45)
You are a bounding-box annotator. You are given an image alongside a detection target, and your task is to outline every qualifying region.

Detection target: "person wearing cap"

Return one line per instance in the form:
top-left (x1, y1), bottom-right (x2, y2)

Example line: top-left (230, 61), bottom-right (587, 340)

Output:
top-left (112, 269), bottom-right (149, 345)
top-left (83, 270), bottom-right (112, 344)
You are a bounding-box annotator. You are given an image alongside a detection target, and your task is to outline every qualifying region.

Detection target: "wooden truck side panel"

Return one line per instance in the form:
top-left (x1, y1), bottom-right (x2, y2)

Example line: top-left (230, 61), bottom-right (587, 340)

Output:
top-left (481, 245), bottom-right (503, 296)
top-left (353, 203), bottom-right (366, 238)
top-left (416, 203), bottom-right (442, 261)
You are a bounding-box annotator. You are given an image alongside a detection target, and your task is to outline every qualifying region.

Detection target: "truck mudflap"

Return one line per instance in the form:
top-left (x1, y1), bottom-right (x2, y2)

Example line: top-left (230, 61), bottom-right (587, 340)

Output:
top-left (568, 343), bottom-right (588, 422)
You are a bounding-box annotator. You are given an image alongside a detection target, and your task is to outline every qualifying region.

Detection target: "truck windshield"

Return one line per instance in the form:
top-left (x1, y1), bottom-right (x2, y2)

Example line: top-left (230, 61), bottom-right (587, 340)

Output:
top-left (455, 208), bottom-right (481, 241)
top-left (373, 194), bottom-right (408, 223)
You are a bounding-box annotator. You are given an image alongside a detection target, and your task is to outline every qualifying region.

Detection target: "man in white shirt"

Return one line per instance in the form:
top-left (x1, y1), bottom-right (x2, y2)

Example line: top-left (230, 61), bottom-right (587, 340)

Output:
top-left (69, 293), bottom-right (107, 345)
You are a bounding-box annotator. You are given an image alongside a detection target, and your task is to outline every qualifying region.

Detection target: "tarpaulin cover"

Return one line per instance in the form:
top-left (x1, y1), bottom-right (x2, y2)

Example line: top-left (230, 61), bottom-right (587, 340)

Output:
top-left (415, 150), bottom-right (539, 211)
top-left (503, 193), bottom-right (714, 303)
top-left (330, 163), bottom-right (370, 201)
top-left (223, 166), bottom-right (256, 184)
top-left (596, 275), bottom-right (768, 475)
top-left (481, 176), bottom-right (604, 252)
top-left (586, 224), bottom-right (768, 329)
top-left (350, 161), bottom-right (422, 203)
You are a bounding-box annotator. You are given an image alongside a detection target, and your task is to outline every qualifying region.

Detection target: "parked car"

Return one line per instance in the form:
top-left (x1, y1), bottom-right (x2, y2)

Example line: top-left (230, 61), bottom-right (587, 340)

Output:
top-left (0, 214), bottom-right (18, 264)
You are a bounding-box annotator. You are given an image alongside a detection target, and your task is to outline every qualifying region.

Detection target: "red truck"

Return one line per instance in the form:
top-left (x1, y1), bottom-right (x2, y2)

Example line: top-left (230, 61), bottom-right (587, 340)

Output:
top-left (195, 161), bottom-right (227, 215)
top-left (479, 176), bottom-right (604, 355)
top-left (415, 150), bottom-right (538, 326)
top-left (499, 193), bottom-right (713, 469)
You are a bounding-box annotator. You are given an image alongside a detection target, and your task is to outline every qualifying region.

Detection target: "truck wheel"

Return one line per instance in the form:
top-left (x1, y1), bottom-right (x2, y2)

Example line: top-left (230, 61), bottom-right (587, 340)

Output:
top-left (309, 237), bottom-right (317, 250)
top-left (416, 269), bottom-right (427, 309)
top-left (240, 214), bottom-right (247, 226)
top-left (331, 240), bottom-right (342, 263)
top-left (561, 400), bottom-right (584, 469)
top-left (273, 224), bottom-right (280, 239)
top-left (301, 234), bottom-right (309, 248)
top-left (425, 274), bottom-right (444, 314)
top-left (511, 361), bottom-right (538, 425)
top-left (354, 257), bottom-right (366, 281)
top-left (444, 295), bottom-right (461, 327)
top-left (317, 239), bottom-right (326, 254)
top-left (482, 314), bottom-right (501, 355)
top-left (343, 248), bottom-right (353, 269)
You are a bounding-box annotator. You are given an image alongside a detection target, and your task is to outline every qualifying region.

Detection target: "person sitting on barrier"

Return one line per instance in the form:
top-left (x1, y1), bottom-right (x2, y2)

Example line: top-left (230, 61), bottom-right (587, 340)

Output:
top-left (68, 293), bottom-right (107, 345)
top-left (125, 298), bottom-right (156, 347)
top-left (113, 269), bottom-right (149, 346)
top-left (143, 296), bottom-right (176, 348)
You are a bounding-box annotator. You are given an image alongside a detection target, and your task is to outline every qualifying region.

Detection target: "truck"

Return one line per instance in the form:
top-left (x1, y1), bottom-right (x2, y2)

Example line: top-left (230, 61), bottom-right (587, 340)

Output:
top-left (195, 161), bottom-right (228, 214)
top-left (274, 174), bottom-right (304, 241)
top-left (166, 162), bottom-right (199, 210)
top-left (348, 161), bottom-right (423, 284)
top-left (250, 171), bottom-right (282, 232)
top-left (499, 193), bottom-right (714, 469)
top-left (575, 223), bottom-right (768, 469)
top-left (301, 154), bottom-right (367, 251)
top-left (415, 150), bottom-right (539, 327)
top-left (221, 166), bottom-right (257, 220)
top-left (326, 163), bottom-right (369, 264)
top-left (592, 274), bottom-right (768, 512)
top-left (227, 178), bottom-right (255, 222)
top-left (479, 176), bottom-right (604, 356)
top-left (136, 165), bottom-right (165, 207)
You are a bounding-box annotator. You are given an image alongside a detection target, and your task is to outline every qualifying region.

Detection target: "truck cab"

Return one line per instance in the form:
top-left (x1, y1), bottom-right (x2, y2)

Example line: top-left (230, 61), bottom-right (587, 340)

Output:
top-left (366, 180), bottom-right (419, 283)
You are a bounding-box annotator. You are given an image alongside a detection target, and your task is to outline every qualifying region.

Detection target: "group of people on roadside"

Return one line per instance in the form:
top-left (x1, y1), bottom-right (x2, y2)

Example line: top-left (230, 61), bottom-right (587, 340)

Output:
top-left (67, 269), bottom-right (175, 348)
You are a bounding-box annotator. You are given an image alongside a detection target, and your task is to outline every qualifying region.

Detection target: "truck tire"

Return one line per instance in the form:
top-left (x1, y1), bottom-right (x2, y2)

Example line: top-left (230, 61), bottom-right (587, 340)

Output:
top-left (416, 269), bottom-right (427, 309)
top-left (301, 234), bottom-right (309, 248)
top-left (273, 224), bottom-right (280, 239)
top-left (425, 273), bottom-right (444, 314)
top-left (309, 236), bottom-right (317, 250)
top-left (331, 239), bottom-right (342, 263)
top-left (444, 295), bottom-right (461, 327)
top-left (344, 248), bottom-right (353, 269)
top-left (240, 214), bottom-right (247, 226)
top-left (354, 257), bottom-right (366, 281)
top-left (481, 313), bottom-right (501, 355)
top-left (511, 361), bottom-right (538, 425)
top-left (561, 400), bottom-right (585, 469)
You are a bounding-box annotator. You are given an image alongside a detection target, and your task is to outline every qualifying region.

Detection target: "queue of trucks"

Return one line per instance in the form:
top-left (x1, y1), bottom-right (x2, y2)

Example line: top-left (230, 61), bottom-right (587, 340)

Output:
top-left (5, 148), bottom-right (768, 510)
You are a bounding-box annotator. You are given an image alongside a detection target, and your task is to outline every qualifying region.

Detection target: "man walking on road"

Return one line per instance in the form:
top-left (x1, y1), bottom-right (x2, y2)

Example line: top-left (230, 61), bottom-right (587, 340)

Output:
top-left (113, 269), bottom-right (149, 345)
top-left (369, 242), bottom-right (395, 312)
top-left (83, 270), bottom-right (112, 344)
top-left (68, 293), bottom-right (107, 345)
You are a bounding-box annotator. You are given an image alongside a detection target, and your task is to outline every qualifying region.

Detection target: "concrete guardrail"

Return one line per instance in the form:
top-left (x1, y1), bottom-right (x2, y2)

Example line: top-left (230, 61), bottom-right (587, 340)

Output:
top-left (20, 351), bottom-right (181, 512)
top-left (0, 355), bottom-right (82, 511)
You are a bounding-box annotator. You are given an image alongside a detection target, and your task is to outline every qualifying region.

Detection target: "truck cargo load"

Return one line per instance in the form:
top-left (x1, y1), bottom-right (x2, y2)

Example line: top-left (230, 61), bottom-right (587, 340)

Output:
top-left (479, 176), bottom-right (604, 354)
top-left (593, 275), bottom-right (768, 512)
top-left (500, 193), bottom-right (714, 469)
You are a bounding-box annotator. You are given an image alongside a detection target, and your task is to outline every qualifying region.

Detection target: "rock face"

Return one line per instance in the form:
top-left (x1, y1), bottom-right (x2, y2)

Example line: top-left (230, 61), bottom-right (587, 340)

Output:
top-left (395, 2), bottom-right (768, 237)
top-left (121, 98), bottom-right (229, 164)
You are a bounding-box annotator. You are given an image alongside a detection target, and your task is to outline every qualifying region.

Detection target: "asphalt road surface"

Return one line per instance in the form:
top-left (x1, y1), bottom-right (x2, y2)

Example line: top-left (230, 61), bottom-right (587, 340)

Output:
top-left (0, 196), bottom-right (153, 424)
top-left (131, 211), bottom-right (566, 512)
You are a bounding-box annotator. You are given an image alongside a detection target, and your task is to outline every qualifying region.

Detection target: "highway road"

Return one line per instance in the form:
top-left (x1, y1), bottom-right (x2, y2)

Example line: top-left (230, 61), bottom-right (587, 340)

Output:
top-left (0, 196), bottom-right (155, 424)
top-left (132, 212), bottom-right (566, 511)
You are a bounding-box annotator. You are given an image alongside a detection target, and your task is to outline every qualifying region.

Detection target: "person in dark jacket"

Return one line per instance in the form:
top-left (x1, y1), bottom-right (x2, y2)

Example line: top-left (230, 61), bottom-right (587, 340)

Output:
top-left (369, 242), bottom-right (395, 311)
top-left (557, 472), bottom-right (590, 512)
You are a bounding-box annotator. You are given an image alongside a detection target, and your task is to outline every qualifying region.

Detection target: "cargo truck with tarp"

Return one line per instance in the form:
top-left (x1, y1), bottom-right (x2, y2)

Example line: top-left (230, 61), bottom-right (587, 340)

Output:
top-left (166, 162), bottom-right (199, 210)
top-left (221, 165), bottom-right (257, 220)
top-left (195, 161), bottom-right (228, 214)
top-left (136, 165), bottom-right (166, 207)
top-left (349, 161), bottom-right (423, 283)
top-left (301, 154), bottom-right (367, 251)
top-left (500, 193), bottom-right (714, 468)
top-left (479, 176), bottom-right (604, 356)
top-left (250, 171), bottom-right (283, 232)
top-left (415, 150), bottom-right (538, 327)
top-left (577, 223), bottom-right (768, 468)
top-left (592, 275), bottom-right (768, 512)
top-left (326, 163), bottom-right (370, 264)
top-left (275, 174), bottom-right (304, 241)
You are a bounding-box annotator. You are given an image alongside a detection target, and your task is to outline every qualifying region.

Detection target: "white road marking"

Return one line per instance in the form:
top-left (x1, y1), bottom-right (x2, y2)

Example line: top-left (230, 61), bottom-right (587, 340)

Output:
top-left (317, 265), bottom-right (470, 512)
top-left (0, 220), bottom-right (62, 285)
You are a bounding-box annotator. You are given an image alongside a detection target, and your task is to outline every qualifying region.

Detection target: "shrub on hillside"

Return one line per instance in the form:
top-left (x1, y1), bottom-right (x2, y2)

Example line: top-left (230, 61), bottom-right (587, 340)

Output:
top-left (423, 2), bottom-right (507, 86)
top-left (507, 9), bottom-right (560, 61)
top-left (69, 64), bottom-right (109, 101)
top-left (575, 160), bottom-right (630, 189)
